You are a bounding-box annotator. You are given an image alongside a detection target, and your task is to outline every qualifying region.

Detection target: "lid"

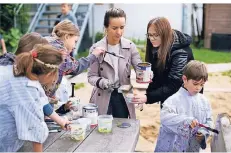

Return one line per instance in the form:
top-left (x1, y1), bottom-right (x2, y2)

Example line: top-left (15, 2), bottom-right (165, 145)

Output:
top-left (117, 122), bottom-right (131, 128)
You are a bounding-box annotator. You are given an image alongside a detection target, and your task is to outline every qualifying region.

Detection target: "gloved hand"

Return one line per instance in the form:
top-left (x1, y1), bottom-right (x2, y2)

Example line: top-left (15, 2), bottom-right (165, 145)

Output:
top-left (99, 79), bottom-right (114, 91)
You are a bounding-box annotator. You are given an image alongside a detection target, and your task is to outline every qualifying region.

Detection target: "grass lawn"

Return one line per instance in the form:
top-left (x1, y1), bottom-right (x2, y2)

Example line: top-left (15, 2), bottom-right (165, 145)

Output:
top-left (192, 47), bottom-right (231, 63)
top-left (76, 46), bottom-right (231, 64)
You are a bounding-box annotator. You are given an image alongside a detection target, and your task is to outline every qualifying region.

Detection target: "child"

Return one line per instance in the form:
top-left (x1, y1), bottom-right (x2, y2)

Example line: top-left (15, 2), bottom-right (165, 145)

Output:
top-left (0, 33), bottom-right (70, 126)
top-left (45, 20), bottom-right (104, 114)
top-left (0, 44), bottom-right (66, 152)
top-left (0, 34), bottom-right (7, 54)
top-left (155, 60), bottom-right (213, 152)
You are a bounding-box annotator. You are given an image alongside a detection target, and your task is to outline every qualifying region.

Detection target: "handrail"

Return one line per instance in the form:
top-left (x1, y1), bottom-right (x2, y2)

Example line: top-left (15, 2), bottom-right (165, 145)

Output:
top-left (72, 4), bottom-right (79, 13)
top-left (73, 4), bottom-right (94, 56)
top-left (27, 4), bottom-right (45, 33)
top-left (14, 4), bottom-right (23, 28)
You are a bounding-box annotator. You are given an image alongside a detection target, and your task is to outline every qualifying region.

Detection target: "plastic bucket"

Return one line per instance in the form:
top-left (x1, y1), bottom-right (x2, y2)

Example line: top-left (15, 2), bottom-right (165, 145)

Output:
top-left (97, 115), bottom-right (113, 133)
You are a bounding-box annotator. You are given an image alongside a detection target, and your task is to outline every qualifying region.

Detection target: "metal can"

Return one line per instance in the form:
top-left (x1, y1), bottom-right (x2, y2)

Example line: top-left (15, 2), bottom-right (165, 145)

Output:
top-left (136, 62), bottom-right (152, 83)
top-left (82, 104), bottom-right (98, 125)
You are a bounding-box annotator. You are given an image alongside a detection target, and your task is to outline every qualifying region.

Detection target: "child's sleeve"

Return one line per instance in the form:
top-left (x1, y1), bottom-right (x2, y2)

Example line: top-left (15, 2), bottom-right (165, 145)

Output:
top-left (8, 81), bottom-right (49, 143)
top-left (198, 97), bottom-right (214, 138)
top-left (161, 97), bottom-right (195, 136)
top-left (59, 53), bottom-right (96, 76)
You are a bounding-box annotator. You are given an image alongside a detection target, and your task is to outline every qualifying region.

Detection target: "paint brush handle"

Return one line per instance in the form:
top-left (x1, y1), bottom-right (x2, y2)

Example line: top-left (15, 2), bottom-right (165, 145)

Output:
top-left (71, 83), bottom-right (75, 97)
top-left (105, 51), bottom-right (125, 59)
top-left (199, 123), bottom-right (219, 134)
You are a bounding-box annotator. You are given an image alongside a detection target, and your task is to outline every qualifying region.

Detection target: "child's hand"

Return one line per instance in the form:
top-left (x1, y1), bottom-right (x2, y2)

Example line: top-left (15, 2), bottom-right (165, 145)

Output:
top-left (64, 101), bottom-right (73, 111)
top-left (196, 132), bottom-right (204, 143)
top-left (196, 132), bottom-right (206, 149)
top-left (92, 47), bottom-right (105, 57)
top-left (60, 118), bottom-right (72, 131)
top-left (190, 119), bottom-right (199, 128)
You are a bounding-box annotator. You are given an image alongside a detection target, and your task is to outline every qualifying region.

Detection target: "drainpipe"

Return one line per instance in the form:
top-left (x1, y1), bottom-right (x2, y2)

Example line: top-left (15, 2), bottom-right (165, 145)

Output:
top-left (92, 4), bottom-right (95, 44)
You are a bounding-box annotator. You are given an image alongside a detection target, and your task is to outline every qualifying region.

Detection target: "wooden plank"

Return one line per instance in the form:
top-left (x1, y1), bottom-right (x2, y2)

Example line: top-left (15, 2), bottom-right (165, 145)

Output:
top-left (18, 130), bottom-right (65, 152)
top-left (44, 126), bottom-right (96, 152)
top-left (74, 118), bottom-right (140, 152)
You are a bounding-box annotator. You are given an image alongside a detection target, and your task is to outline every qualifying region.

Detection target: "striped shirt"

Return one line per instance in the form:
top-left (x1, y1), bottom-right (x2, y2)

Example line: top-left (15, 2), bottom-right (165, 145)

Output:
top-left (0, 65), bottom-right (49, 152)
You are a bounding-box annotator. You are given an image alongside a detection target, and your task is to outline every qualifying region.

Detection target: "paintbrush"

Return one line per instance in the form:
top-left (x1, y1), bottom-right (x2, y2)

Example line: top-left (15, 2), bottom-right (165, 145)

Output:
top-left (199, 123), bottom-right (219, 134)
top-left (105, 51), bottom-right (125, 59)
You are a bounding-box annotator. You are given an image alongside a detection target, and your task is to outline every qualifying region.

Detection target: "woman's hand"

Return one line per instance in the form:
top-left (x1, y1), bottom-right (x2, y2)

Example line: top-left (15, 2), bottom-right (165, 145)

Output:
top-left (131, 94), bottom-right (147, 104)
top-left (92, 47), bottom-right (105, 57)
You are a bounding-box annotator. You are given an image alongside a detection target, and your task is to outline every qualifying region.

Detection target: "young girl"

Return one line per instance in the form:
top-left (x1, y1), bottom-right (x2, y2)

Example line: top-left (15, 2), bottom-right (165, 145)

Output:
top-left (45, 20), bottom-right (104, 114)
top-left (0, 32), bottom-right (70, 126)
top-left (0, 44), bottom-right (65, 152)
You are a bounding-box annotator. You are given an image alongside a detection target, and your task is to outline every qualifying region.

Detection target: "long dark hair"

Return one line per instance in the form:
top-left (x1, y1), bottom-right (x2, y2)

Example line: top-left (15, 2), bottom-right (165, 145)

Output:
top-left (145, 17), bottom-right (173, 73)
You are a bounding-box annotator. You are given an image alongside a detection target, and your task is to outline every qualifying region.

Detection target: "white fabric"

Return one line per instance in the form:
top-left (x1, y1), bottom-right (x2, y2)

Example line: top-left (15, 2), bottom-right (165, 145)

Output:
top-left (107, 44), bottom-right (120, 87)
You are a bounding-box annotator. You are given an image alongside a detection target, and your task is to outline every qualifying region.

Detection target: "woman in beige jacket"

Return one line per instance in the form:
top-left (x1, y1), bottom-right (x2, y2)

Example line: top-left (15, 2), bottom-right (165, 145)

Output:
top-left (87, 8), bottom-right (142, 119)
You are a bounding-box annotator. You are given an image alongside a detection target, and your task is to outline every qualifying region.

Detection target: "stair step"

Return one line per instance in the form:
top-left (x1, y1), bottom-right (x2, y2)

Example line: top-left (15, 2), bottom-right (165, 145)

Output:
top-left (40, 18), bottom-right (60, 21)
top-left (40, 33), bottom-right (50, 37)
top-left (35, 25), bottom-right (54, 29)
top-left (43, 11), bottom-right (60, 15)
top-left (46, 4), bottom-right (61, 7)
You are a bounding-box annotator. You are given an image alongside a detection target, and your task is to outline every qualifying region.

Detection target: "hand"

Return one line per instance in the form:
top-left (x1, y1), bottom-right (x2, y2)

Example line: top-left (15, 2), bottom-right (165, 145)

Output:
top-left (190, 119), bottom-right (199, 128)
top-left (92, 47), bottom-right (105, 57)
top-left (100, 79), bottom-right (114, 90)
top-left (132, 94), bottom-right (147, 104)
top-left (48, 97), bottom-right (59, 104)
top-left (60, 117), bottom-right (72, 131)
top-left (196, 132), bottom-right (204, 143)
top-left (64, 101), bottom-right (73, 111)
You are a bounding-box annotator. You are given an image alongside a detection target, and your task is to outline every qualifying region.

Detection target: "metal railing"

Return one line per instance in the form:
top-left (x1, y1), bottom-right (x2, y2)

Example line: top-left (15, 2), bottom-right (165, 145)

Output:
top-left (27, 4), bottom-right (46, 33)
top-left (14, 4), bottom-right (23, 28)
top-left (73, 4), bottom-right (94, 56)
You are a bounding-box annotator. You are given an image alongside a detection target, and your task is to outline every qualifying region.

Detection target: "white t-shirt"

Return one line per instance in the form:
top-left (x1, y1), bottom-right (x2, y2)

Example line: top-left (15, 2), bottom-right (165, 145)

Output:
top-left (108, 44), bottom-right (120, 88)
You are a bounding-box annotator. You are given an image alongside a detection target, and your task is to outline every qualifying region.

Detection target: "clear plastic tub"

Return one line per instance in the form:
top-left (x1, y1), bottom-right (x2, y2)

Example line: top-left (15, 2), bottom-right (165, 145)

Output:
top-left (77, 118), bottom-right (91, 132)
top-left (70, 122), bottom-right (86, 141)
top-left (97, 115), bottom-right (113, 133)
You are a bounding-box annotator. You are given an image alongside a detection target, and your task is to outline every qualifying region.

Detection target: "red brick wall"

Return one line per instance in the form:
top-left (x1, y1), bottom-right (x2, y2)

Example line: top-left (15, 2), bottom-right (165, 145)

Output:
top-left (204, 4), bottom-right (231, 48)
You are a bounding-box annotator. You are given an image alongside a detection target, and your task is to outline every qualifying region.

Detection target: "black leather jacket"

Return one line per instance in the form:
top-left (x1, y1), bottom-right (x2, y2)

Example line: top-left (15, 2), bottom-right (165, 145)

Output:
top-left (146, 30), bottom-right (194, 106)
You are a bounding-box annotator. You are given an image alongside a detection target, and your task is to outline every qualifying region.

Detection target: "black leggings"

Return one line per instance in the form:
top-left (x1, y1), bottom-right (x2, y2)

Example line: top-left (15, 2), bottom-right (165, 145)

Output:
top-left (107, 89), bottom-right (129, 118)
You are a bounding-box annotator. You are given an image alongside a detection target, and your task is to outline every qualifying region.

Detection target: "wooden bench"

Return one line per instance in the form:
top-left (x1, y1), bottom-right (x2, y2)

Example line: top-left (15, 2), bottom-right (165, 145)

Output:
top-left (19, 118), bottom-right (140, 152)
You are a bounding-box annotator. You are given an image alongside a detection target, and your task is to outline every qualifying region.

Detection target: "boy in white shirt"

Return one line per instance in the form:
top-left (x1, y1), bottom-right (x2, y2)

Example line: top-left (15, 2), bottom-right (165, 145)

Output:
top-left (155, 60), bottom-right (213, 152)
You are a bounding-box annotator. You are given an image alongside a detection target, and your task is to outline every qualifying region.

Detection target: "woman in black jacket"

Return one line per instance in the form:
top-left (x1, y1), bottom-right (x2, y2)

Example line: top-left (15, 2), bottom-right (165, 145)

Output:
top-left (133, 17), bottom-right (194, 108)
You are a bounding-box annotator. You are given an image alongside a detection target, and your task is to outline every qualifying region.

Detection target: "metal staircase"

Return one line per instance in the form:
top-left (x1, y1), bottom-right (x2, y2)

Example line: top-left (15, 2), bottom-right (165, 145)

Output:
top-left (28, 3), bottom-right (93, 56)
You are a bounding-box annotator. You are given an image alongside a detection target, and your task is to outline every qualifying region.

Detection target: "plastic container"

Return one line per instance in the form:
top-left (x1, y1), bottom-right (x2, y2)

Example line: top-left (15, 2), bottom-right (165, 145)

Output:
top-left (125, 93), bottom-right (134, 103)
top-left (69, 97), bottom-right (81, 111)
top-left (98, 115), bottom-right (113, 133)
top-left (70, 122), bottom-right (86, 141)
top-left (77, 118), bottom-right (91, 132)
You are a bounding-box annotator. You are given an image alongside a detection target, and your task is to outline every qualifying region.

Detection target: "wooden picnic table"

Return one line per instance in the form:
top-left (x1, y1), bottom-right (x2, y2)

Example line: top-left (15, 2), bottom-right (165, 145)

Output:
top-left (19, 118), bottom-right (140, 152)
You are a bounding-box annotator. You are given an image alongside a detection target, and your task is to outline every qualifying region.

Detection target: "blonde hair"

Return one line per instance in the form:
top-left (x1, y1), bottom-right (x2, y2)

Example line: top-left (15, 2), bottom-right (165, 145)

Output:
top-left (145, 17), bottom-right (173, 73)
top-left (14, 44), bottom-right (63, 80)
top-left (52, 20), bottom-right (79, 39)
top-left (183, 60), bottom-right (208, 82)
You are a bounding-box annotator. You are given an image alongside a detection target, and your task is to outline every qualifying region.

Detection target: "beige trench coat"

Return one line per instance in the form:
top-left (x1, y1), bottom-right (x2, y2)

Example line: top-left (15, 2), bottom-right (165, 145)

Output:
top-left (87, 37), bottom-right (142, 119)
